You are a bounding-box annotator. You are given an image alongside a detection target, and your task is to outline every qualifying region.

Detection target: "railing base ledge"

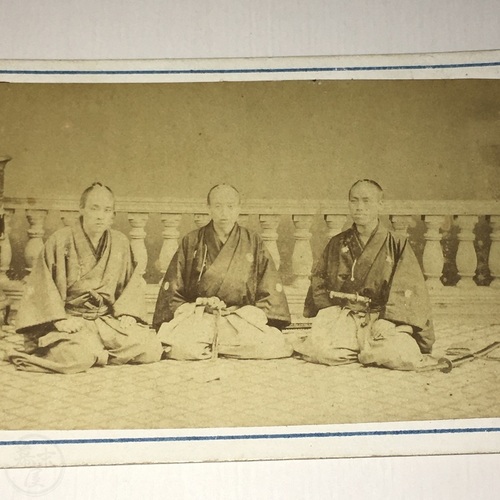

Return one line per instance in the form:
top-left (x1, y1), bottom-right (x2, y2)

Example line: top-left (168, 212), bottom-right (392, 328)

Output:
top-left (1, 281), bottom-right (497, 328)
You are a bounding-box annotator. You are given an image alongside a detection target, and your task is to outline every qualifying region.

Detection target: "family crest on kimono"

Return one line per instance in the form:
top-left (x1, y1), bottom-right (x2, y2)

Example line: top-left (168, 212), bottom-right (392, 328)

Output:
top-left (153, 184), bottom-right (293, 360)
top-left (295, 179), bottom-right (435, 370)
top-left (9, 183), bottom-right (163, 374)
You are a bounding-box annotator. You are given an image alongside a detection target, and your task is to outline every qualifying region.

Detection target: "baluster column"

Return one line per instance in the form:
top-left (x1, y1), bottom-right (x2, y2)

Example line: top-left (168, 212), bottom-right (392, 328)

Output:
top-left (489, 216), bottom-right (500, 288)
top-left (422, 215), bottom-right (445, 288)
top-left (0, 156), bottom-right (12, 282)
top-left (25, 209), bottom-right (48, 273)
top-left (60, 210), bottom-right (79, 227)
top-left (238, 214), bottom-right (249, 227)
top-left (390, 215), bottom-right (414, 238)
top-left (455, 215), bottom-right (478, 287)
top-left (259, 214), bottom-right (281, 269)
top-left (0, 208), bottom-right (14, 282)
top-left (159, 213), bottom-right (182, 275)
top-left (292, 214), bottom-right (314, 288)
top-left (324, 214), bottom-right (346, 239)
top-left (193, 213), bottom-right (210, 229)
top-left (128, 212), bottom-right (149, 276)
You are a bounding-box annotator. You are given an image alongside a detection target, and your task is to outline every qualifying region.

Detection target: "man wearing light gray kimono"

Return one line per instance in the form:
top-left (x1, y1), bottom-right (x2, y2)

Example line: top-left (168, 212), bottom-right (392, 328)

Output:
top-left (9, 183), bottom-right (163, 373)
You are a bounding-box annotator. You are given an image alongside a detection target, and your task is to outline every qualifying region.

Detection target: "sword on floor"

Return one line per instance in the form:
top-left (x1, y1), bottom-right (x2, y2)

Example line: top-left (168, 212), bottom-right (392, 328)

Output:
top-left (418, 341), bottom-right (500, 373)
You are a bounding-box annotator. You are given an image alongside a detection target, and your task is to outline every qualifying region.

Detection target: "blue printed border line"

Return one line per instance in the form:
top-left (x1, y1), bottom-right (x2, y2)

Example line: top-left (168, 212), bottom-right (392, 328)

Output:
top-left (1, 426), bottom-right (499, 446)
top-left (0, 60), bottom-right (500, 76)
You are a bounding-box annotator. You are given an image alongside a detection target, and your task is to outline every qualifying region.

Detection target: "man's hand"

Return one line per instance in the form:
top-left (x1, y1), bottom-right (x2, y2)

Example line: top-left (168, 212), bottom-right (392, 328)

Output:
top-left (119, 315), bottom-right (137, 329)
top-left (346, 299), bottom-right (369, 313)
top-left (196, 296), bottom-right (226, 313)
top-left (54, 318), bottom-right (84, 333)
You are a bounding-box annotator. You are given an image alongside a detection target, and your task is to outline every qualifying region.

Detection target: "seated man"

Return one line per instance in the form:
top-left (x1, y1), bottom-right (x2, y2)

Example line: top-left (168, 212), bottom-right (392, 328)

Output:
top-left (153, 183), bottom-right (293, 360)
top-left (9, 182), bottom-right (163, 374)
top-left (295, 179), bottom-right (435, 370)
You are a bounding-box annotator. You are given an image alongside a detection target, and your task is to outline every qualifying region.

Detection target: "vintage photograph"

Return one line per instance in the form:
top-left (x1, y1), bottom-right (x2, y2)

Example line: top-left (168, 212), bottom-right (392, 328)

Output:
top-left (0, 78), bottom-right (499, 435)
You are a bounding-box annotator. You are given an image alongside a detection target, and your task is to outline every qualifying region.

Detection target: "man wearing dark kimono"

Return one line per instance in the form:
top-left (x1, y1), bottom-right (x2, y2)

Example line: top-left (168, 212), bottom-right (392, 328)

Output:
top-left (9, 183), bottom-right (163, 374)
top-left (295, 179), bottom-right (435, 370)
top-left (153, 184), bottom-right (293, 360)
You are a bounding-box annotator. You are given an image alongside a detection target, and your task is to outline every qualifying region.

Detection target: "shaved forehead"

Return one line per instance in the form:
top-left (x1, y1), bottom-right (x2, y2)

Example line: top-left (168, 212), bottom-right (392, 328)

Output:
top-left (207, 184), bottom-right (241, 205)
top-left (80, 182), bottom-right (115, 209)
top-left (348, 179), bottom-right (384, 200)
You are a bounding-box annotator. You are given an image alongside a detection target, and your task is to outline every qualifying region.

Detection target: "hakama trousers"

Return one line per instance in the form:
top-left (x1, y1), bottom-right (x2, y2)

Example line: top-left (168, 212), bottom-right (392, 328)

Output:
top-left (10, 316), bottom-right (163, 374)
top-left (294, 306), bottom-right (425, 371)
top-left (158, 304), bottom-right (293, 360)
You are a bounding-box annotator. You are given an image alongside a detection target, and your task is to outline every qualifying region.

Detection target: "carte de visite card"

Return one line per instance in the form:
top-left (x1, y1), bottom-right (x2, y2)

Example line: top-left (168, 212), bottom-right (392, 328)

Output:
top-left (0, 51), bottom-right (499, 476)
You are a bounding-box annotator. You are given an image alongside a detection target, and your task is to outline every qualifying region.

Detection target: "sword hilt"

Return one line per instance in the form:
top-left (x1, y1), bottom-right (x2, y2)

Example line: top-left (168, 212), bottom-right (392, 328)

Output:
top-left (329, 290), bottom-right (371, 305)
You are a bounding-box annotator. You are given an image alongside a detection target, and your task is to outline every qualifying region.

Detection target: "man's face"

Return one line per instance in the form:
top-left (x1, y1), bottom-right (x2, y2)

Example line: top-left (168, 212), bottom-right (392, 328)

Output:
top-left (80, 187), bottom-right (115, 237)
top-left (208, 186), bottom-right (241, 236)
top-left (348, 182), bottom-right (383, 228)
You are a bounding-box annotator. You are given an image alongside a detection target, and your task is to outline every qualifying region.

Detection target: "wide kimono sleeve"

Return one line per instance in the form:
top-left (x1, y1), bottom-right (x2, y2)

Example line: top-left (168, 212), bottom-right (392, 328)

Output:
top-left (15, 235), bottom-right (68, 334)
top-left (111, 237), bottom-right (149, 324)
top-left (254, 239), bottom-right (291, 328)
top-left (152, 236), bottom-right (191, 330)
top-left (303, 237), bottom-right (338, 318)
top-left (382, 239), bottom-right (435, 353)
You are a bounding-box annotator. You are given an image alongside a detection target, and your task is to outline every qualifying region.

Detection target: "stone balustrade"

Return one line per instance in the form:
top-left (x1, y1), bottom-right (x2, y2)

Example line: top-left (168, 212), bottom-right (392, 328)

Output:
top-left (2, 196), bottom-right (500, 321)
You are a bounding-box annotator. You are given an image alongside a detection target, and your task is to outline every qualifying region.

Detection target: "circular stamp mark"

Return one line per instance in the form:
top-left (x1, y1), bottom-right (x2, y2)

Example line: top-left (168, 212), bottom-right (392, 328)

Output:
top-left (5, 434), bottom-right (64, 496)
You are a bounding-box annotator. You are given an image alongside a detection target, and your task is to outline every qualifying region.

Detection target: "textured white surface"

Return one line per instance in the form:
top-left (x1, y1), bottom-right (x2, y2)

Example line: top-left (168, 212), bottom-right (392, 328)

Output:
top-left (0, 0), bottom-right (499, 60)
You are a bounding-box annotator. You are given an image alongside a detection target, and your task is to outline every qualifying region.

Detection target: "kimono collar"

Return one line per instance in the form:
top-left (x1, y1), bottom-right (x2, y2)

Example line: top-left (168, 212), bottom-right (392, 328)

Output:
top-left (212, 221), bottom-right (237, 245)
top-left (340, 221), bottom-right (388, 293)
top-left (79, 217), bottom-right (109, 260)
top-left (198, 222), bottom-right (242, 297)
top-left (353, 220), bottom-right (381, 248)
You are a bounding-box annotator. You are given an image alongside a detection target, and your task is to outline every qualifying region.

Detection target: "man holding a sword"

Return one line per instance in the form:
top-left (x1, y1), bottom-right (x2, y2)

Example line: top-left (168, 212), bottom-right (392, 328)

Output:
top-left (153, 184), bottom-right (293, 361)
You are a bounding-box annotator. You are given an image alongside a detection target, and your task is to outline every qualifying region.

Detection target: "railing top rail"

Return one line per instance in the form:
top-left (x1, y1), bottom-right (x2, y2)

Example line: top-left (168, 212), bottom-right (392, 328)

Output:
top-left (5, 196), bottom-right (500, 216)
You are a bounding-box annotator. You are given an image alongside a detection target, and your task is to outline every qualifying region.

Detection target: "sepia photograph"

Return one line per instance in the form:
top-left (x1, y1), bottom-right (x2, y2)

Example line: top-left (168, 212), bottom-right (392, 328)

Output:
top-left (0, 71), bottom-right (499, 466)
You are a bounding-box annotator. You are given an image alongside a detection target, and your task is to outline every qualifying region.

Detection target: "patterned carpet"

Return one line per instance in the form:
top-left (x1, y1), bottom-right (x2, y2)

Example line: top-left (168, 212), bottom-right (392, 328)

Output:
top-left (1, 317), bottom-right (499, 430)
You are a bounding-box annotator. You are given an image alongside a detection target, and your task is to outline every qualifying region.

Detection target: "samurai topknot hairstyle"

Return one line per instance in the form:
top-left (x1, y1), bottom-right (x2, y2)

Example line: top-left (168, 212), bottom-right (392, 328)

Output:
top-left (207, 183), bottom-right (241, 205)
top-left (348, 179), bottom-right (384, 200)
top-left (79, 182), bottom-right (115, 209)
